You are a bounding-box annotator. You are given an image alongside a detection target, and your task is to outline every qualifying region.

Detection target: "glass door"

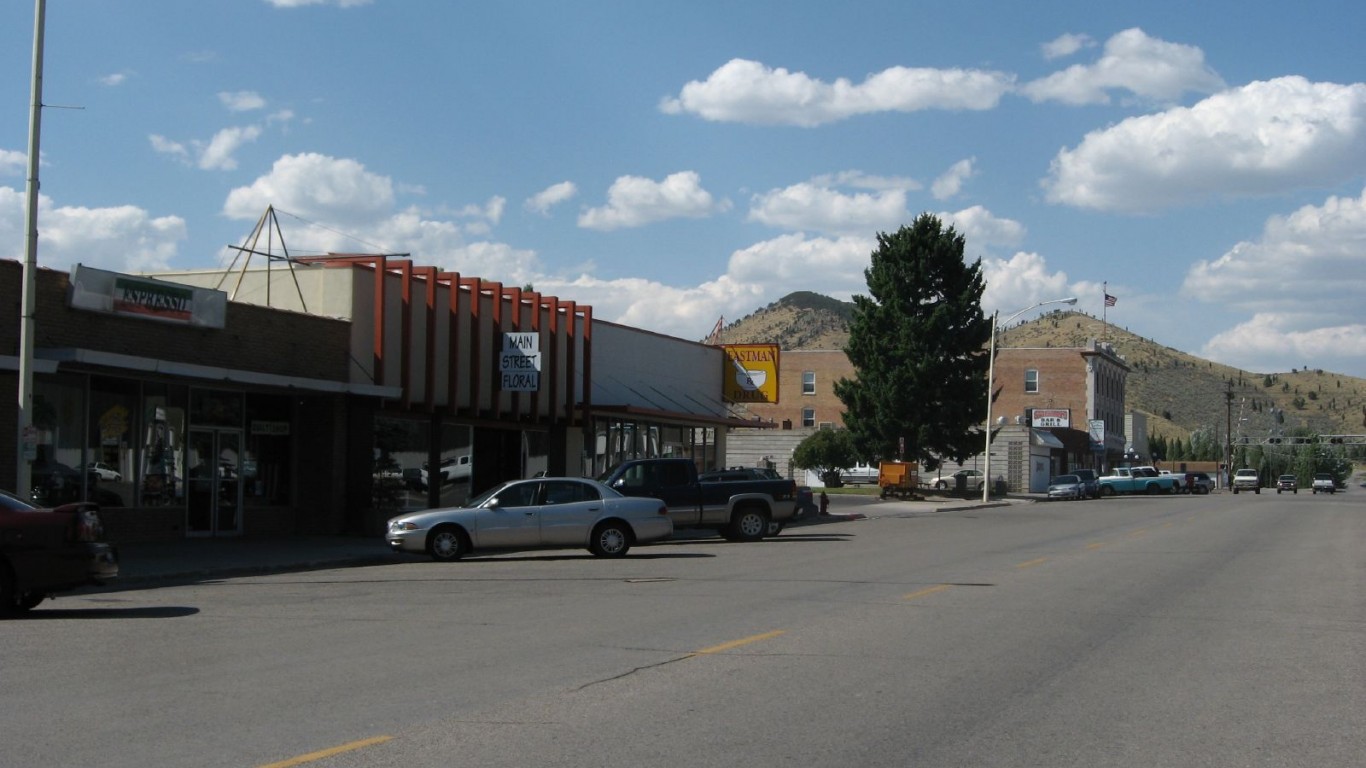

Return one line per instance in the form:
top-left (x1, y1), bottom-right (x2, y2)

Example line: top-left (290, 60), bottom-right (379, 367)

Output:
top-left (186, 428), bottom-right (242, 537)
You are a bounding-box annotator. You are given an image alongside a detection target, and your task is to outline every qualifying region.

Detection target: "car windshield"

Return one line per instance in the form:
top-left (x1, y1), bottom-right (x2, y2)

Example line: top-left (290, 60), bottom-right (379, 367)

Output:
top-left (0, 489), bottom-right (40, 513)
top-left (1052, 475), bottom-right (1079, 484)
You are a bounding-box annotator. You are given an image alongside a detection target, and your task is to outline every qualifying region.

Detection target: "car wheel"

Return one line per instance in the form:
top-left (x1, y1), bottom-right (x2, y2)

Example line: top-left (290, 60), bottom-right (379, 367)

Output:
top-left (1277, 488), bottom-right (1282, 494)
top-left (0, 566), bottom-right (15, 615)
top-left (1099, 485), bottom-right (1115, 497)
top-left (1146, 483), bottom-right (1161, 495)
top-left (728, 507), bottom-right (768, 543)
top-left (935, 480), bottom-right (948, 490)
top-left (589, 521), bottom-right (632, 557)
top-left (765, 520), bottom-right (785, 537)
top-left (1254, 488), bottom-right (1260, 494)
top-left (427, 525), bottom-right (468, 562)
top-left (15, 591), bottom-right (45, 611)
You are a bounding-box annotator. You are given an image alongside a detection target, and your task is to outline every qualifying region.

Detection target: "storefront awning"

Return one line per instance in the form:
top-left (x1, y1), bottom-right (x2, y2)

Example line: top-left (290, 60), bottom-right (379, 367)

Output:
top-left (37, 347), bottom-right (403, 399)
top-left (1031, 429), bottom-right (1066, 449)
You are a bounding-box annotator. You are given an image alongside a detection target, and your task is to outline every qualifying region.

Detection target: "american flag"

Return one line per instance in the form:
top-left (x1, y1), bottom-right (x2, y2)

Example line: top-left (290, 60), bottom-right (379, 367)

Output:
top-left (1104, 293), bottom-right (1117, 307)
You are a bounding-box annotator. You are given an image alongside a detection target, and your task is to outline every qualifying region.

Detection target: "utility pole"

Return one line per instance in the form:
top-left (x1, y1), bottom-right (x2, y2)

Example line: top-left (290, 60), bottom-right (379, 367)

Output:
top-left (1224, 381), bottom-right (1234, 489)
top-left (16, 0), bottom-right (46, 499)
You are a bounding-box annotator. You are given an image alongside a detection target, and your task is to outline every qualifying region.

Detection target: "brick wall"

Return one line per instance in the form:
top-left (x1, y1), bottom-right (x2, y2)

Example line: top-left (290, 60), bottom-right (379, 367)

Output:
top-left (740, 350), bottom-right (855, 428)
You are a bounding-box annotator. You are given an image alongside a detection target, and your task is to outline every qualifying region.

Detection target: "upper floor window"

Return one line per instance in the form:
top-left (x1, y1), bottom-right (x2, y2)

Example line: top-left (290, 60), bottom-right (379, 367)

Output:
top-left (801, 408), bottom-right (815, 427)
top-left (1024, 369), bottom-right (1039, 393)
top-left (802, 371), bottom-right (816, 395)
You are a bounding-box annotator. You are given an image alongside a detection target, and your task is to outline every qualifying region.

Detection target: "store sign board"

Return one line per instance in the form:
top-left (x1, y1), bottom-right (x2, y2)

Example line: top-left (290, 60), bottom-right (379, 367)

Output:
top-left (68, 264), bottom-right (226, 328)
top-left (1031, 408), bottom-right (1071, 428)
top-left (721, 344), bottom-right (780, 404)
top-left (500, 332), bottom-right (541, 392)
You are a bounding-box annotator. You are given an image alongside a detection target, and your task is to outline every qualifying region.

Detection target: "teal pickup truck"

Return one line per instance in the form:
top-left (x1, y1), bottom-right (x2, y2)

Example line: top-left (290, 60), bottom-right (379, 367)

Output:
top-left (1098, 466), bottom-right (1181, 496)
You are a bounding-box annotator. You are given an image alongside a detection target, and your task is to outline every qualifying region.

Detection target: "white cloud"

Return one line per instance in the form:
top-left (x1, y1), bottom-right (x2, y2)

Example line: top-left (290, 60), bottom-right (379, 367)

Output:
top-left (224, 152), bottom-right (396, 223)
top-left (197, 125), bottom-right (263, 171)
top-left (218, 91), bottom-right (266, 112)
top-left (1201, 314), bottom-right (1366, 374)
top-left (748, 182), bottom-right (908, 236)
top-left (1023, 28), bottom-right (1224, 105)
top-left (938, 205), bottom-right (1026, 250)
top-left (980, 251), bottom-right (1074, 315)
top-left (1, 149), bottom-right (26, 176)
top-left (525, 181), bottom-right (578, 215)
top-left (660, 58), bottom-right (1014, 126)
top-left (0, 187), bottom-right (185, 272)
top-left (1043, 77), bottom-right (1366, 212)
top-left (149, 135), bottom-right (191, 164)
top-left (931, 158), bottom-right (976, 200)
top-left (98, 72), bottom-right (129, 87)
top-left (1042, 33), bottom-right (1094, 61)
top-left (578, 171), bottom-right (726, 230)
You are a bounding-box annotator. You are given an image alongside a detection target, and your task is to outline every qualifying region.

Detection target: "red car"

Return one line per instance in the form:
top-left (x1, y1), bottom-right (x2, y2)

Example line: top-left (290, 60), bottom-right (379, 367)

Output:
top-left (1, 490), bottom-right (119, 614)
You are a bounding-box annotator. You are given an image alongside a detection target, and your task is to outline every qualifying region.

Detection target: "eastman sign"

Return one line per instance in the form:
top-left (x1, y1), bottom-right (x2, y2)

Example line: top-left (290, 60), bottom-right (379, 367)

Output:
top-left (721, 343), bottom-right (779, 404)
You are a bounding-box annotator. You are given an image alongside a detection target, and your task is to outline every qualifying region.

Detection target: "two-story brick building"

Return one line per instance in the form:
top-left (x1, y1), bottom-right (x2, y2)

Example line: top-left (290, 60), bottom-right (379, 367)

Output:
top-left (727, 338), bottom-right (1132, 492)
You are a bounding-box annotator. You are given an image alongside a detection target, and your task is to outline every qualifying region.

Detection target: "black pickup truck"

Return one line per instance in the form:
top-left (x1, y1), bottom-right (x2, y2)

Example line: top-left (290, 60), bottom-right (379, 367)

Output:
top-left (598, 458), bottom-right (798, 541)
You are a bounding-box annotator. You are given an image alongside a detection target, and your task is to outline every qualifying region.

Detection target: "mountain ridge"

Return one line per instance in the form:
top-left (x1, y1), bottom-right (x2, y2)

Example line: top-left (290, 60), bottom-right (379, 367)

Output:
top-left (712, 293), bottom-right (1366, 442)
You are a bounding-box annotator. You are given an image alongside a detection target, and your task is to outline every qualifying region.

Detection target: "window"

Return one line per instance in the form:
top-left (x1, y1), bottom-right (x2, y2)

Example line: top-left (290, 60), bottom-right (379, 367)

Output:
top-left (801, 408), bottom-right (815, 427)
top-left (818, 421), bottom-right (834, 430)
top-left (802, 371), bottom-right (816, 395)
top-left (1025, 369), bottom-right (1039, 393)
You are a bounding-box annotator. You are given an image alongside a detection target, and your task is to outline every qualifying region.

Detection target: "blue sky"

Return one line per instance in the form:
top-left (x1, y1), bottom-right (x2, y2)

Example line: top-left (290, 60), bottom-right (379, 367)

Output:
top-left (3, 0), bottom-right (1365, 376)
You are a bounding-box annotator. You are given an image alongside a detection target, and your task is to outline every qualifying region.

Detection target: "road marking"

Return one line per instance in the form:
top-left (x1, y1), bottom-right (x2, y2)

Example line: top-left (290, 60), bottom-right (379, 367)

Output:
top-left (903, 584), bottom-right (952, 600)
top-left (1016, 557), bottom-right (1049, 569)
top-left (259, 736), bottom-right (393, 768)
top-left (692, 630), bottom-right (786, 656)
top-left (1129, 528), bottom-right (1148, 537)
top-left (1086, 542), bottom-right (1106, 550)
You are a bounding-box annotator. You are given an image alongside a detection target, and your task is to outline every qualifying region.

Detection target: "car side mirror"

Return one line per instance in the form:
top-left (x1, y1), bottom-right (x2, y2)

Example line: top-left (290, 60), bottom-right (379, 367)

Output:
top-left (486, 497), bottom-right (501, 509)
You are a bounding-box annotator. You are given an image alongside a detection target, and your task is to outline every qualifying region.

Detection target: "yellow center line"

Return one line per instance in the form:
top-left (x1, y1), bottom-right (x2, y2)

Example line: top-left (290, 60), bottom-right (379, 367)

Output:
top-left (903, 584), bottom-right (952, 601)
top-left (1086, 542), bottom-right (1106, 550)
top-left (1017, 557), bottom-right (1049, 569)
top-left (259, 736), bottom-right (393, 768)
top-left (1129, 528), bottom-right (1148, 537)
top-left (692, 630), bottom-right (786, 656)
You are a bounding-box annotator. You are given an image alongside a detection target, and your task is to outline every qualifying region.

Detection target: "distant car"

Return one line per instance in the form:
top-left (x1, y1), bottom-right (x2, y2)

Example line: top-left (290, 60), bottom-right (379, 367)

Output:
top-left (86, 461), bottom-right (122, 482)
top-left (1311, 473), bottom-right (1336, 494)
top-left (1276, 474), bottom-right (1298, 494)
top-left (1071, 469), bottom-right (1100, 499)
top-left (1232, 468), bottom-right (1261, 494)
top-left (29, 461), bottom-right (96, 506)
top-left (933, 469), bottom-right (986, 492)
top-left (1, 491), bottom-right (119, 613)
top-left (385, 477), bottom-right (672, 560)
top-left (1047, 474), bottom-right (1084, 501)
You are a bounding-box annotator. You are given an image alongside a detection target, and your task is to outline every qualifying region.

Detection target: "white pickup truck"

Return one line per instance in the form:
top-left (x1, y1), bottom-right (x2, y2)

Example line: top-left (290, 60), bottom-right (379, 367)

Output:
top-left (1311, 473), bottom-right (1337, 494)
top-left (1231, 468), bottom-right (1261, 494)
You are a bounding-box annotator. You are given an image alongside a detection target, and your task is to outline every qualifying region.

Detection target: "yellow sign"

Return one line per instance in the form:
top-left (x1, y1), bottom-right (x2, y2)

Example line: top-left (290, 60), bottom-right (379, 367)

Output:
top-left (721, 344), bottom-right (780, 404)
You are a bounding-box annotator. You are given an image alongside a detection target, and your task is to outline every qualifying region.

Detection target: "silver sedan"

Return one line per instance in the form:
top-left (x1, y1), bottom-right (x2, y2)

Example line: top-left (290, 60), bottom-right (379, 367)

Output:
top-left (386, 477), bottom-right (673, 561)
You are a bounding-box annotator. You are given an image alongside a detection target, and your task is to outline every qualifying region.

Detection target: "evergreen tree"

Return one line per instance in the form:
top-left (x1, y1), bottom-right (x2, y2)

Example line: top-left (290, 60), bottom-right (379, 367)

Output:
top-left (834, 215), bottom-right (992, 469)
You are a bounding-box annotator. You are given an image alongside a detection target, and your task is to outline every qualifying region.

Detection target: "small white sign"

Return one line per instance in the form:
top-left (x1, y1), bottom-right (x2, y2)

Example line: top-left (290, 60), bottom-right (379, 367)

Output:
top-left (501, 332), bottom-right (541, 392)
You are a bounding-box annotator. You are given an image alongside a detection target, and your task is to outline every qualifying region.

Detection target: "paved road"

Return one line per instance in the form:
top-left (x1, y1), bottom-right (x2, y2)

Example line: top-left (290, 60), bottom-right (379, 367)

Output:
top-left (3, 491), bottom-right (1361, 767)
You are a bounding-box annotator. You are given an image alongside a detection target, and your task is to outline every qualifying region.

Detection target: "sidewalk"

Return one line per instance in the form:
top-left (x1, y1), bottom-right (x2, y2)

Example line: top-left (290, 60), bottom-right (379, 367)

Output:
top-left (102, 494), bottom-right (1026, 589)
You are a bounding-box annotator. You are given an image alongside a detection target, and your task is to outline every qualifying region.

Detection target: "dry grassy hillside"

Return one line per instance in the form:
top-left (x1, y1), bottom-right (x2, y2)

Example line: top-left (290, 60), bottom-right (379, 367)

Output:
top-left (716, 294), bottom-right (1366, 442)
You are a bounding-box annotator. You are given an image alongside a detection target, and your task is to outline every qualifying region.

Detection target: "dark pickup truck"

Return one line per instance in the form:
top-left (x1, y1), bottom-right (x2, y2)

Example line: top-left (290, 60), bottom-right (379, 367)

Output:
top-left (598, 458), bottom-right (798, 541)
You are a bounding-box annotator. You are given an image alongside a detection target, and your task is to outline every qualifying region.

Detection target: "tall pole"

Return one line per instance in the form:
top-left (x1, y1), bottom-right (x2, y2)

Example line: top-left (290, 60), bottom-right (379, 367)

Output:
top-left (16, 0), bottom-right (46, 499)
top-left (981, 310), bottom-right (999, 502)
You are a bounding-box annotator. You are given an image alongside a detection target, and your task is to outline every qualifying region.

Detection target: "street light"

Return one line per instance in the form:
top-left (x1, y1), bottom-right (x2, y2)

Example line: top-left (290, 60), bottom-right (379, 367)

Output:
top-left (982, 297), bottom-right (1078, 501)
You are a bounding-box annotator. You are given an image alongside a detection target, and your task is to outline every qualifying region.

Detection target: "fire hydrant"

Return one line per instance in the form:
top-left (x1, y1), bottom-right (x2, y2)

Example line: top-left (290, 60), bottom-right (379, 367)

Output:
top-left (819, 491), bottom-right (830, 515)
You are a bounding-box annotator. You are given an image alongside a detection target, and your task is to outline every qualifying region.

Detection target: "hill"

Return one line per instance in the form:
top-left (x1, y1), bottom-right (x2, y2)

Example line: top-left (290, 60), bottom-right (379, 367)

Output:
top-left (713, 293), bottom-right (1366, 442)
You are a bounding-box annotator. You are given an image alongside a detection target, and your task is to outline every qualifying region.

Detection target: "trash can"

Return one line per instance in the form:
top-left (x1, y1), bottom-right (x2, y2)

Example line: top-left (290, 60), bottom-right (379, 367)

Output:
top-left (955, 474), bottom-right (968, 498)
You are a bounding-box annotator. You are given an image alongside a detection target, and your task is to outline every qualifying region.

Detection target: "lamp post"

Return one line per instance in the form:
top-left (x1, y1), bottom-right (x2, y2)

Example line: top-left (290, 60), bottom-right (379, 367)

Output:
top-left (982, 297), bottom-right (1078, 501)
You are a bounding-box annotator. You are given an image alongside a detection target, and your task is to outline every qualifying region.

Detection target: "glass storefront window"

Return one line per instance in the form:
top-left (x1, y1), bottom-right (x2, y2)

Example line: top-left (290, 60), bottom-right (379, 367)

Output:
top-left (245, 394), bottom-right (292, 506)
top-left (87, 376), bottom-right (139, 508)
top-left (29, 375), bottom-right (89, 506)
top-left (436, 422), bottom-right (473, 508)
top-left (373, 415), bottom-right (430, 513)
top-left (141, 384), bottom-right (187, 507)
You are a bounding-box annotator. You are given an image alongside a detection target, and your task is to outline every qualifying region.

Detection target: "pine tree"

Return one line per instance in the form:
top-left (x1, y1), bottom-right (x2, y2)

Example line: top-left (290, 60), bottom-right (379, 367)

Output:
top-left (834, 214), bottom-right (992, 469)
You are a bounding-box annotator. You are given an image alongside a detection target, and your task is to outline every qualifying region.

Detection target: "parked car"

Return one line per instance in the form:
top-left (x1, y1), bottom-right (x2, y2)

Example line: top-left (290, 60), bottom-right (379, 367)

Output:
top-left (1276, 474), bottom-right (1298, 494)
top-left (1071, 469), bottom-right (1100, 499)
top-left (86, 461), bottom-right (122, 482)
top-left (385, 477), bottom-right (672, 561)
top-left (1047, 474), bottom-right (1085, 501)
top-left (1311, 473), bottom-right (1336, 494)
top-left (932, 469), bottom-right (986, 492)
top-left (1, 491), bottom-right (119, 613)
top-left (1183, 472), bottom-right (1215, 495)
top-left (1232, 468), bottom-right (1261, 494)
